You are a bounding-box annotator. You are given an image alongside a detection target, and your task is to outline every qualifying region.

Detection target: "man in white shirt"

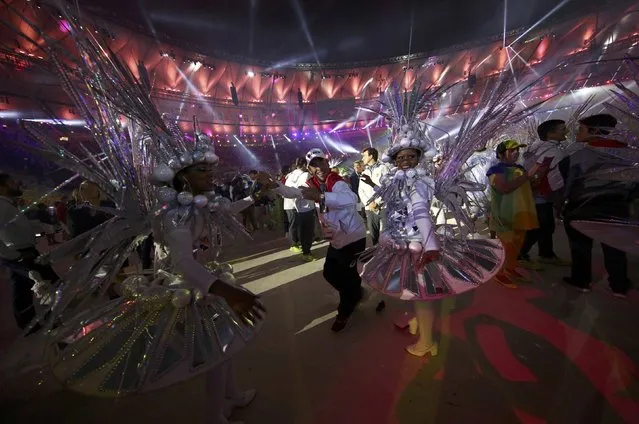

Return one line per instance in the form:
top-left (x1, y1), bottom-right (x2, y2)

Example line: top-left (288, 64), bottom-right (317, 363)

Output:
top-left (359, 148), bottom-right (388, 245)
top-left (264, 149), bottom-right (376, 331)
top-left (0, 173), bottom-right (58, 329)
top-left (303, 149), bottom-right (368, 331)
top-left (284, 158), bottom-right (316, 261)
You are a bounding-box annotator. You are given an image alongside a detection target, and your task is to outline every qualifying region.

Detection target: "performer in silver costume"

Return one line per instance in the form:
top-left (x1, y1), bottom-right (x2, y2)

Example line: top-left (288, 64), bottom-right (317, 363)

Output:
top-left (358, 81), bottom-right (542, 356)
top-left (0, 4), bottom-right (274, 423)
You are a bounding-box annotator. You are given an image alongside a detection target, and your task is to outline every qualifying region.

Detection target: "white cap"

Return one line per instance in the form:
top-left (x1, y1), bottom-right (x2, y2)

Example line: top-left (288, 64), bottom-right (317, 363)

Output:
top-left (305, 148), bottom-right (326, 165)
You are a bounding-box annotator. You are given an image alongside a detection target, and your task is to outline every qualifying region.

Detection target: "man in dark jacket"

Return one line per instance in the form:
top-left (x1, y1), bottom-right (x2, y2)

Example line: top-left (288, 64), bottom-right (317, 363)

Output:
top-left (563, 114), bottom-right (634, 297)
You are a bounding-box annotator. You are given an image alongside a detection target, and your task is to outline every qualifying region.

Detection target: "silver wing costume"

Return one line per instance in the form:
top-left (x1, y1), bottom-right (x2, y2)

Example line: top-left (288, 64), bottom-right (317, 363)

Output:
top-left (1, 1), bottom-right (262, 397)
top-left (358, 78), bottom-right (545, 300)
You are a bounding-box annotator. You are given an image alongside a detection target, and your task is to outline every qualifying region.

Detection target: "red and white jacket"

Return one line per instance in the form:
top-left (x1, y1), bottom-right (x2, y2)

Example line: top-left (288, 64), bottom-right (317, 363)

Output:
top-left (278, 172), bottom-right (366, 249)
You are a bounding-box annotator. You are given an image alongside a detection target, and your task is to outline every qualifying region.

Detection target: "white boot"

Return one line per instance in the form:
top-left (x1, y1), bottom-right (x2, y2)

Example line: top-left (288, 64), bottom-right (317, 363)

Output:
top-left (222, 361), bottom-right (256, 420)
top-left (207, 367), bottom-right (241, 424)
top-left (408, 317), bottom-right (418, 335)
top-left (406, 301), bottom-right (438, 357)
top-left (406, 341), bottom-right (438, 357)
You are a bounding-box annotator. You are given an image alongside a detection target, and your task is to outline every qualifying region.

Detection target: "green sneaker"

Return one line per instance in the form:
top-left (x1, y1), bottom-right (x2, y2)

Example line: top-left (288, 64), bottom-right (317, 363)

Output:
top-left (301, 253), bottom-right (318, 262)
top-left (517, 258), bottom-right (543, 271)
top-left (289, 245), bottom-right (302, 253)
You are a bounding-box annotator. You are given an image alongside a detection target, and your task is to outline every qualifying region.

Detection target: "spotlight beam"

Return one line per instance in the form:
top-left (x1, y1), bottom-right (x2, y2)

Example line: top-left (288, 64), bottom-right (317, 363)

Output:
top-left (363, 115), bottom-right (382, 129)
top-left (317, 132), bottom-right (334, 154)
top-left (233, 135), bottom-right (259, 164)
top-left (330, 112), bottom-right (359, 133)
top-left (403, 5), bottom-right (415, 86)
top-left (270, 135), bottom-right (281, 171)
top-left (507, 46), bottom-right (541, 77)
top-left (353, 108), bottom-right (361, 129)
top-left (508, 0), bottom-right (570, 47)
top-left (502, 0), bottom-right (508, 48)
top-left (175, 65), bottom-right (220, 120)
top-left (504, 46), bottom-right (519, 89)
top-left (359, 78), bottom-right (374, 96)
top-left (290, 0), bottom-right (322, 68)
top-left (473, 54), bottom-right (492, 72)
top-left (249, 0), bottom-right (257, 55)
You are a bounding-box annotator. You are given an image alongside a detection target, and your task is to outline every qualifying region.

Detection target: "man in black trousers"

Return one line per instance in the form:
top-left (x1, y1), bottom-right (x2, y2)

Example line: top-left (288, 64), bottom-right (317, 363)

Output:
top-left (562, 114), bottom-right (633, 297)
top-left (518, 120), bottom-right (571, 269)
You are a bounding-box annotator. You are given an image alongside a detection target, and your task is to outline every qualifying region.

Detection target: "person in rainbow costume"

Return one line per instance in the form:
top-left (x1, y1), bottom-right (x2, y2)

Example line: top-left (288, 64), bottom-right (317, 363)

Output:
top-left (486, 139), bottom-right (541, 287)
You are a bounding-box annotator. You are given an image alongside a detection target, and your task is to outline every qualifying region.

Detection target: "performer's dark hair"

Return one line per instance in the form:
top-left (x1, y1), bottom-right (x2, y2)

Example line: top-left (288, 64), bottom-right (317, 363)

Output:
top-left (579, 114), bottom-right (617, 136)
top-left (537, 120), bottom-right (565, 141)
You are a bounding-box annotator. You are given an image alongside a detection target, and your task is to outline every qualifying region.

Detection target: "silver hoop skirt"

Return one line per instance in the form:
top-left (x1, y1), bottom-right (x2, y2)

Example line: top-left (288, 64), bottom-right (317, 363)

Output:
top-left (571, 220), bottom-right (639, 256)
top-left (358, 237), bottom-right (504, 301)
top-left (2, 285), bottom-right (262, 398)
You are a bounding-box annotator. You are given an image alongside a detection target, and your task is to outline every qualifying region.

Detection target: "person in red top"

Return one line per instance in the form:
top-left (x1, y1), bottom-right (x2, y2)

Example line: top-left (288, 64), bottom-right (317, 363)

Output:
top-left (577, 114), bottom-right (627, 148)
top-left (270, 149), bottom-right (370, 331)
top-left (301, 149), bottom-right (371, 331)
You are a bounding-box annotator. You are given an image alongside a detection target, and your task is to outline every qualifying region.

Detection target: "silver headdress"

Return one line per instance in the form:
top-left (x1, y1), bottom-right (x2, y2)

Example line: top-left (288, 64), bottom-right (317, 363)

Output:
top-left (366, 83), bottom-right (441, 163)
top-left (150, 117), bottom-right (219, 184)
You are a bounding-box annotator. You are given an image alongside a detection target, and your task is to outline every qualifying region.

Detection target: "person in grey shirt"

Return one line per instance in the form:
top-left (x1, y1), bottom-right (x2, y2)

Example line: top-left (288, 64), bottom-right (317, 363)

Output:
top-left (0, 173), bottom-right (59, 329)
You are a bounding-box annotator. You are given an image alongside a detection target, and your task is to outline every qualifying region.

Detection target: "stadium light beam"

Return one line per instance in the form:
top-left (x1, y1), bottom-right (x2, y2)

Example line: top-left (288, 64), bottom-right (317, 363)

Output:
top-left (233, 135), bottom-right (259, 163)
top-left (502, 0), bottom-right (508, 48)
top-left (508, 0), bottom-right (570, 47)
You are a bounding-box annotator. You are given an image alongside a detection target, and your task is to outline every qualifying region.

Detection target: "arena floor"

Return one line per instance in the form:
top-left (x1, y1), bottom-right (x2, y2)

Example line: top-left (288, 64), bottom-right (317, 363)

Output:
top-left (1, 226), bottom-right (638, 424)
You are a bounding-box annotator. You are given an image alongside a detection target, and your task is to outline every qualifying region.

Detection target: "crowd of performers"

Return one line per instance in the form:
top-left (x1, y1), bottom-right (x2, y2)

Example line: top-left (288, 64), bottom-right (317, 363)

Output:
top-left (1, 6), bottom-right (639, 424)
